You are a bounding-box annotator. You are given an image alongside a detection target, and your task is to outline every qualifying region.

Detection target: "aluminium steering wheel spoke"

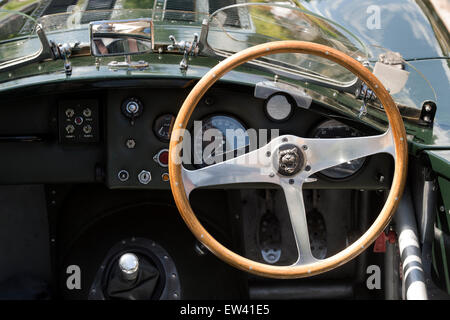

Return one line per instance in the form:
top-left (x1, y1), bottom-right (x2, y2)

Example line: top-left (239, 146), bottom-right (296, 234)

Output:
top-left (181, 146), bottom-right (275, 197)
top-left (295, 128), bottom-right (395, 176)
top-left (281, 182), bottom-right (318, 265)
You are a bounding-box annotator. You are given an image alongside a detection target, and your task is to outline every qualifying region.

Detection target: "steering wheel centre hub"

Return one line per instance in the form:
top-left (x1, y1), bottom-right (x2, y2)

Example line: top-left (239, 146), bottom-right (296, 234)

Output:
top-left (275, 144), bottom-right (305, 176)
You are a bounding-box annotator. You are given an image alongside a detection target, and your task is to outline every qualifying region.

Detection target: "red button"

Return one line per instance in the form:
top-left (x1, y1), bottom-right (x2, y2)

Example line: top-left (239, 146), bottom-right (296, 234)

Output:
top-left (74, 116), bottom-right (84, 125)
top-left (158, 150), bottom-right (169, 166)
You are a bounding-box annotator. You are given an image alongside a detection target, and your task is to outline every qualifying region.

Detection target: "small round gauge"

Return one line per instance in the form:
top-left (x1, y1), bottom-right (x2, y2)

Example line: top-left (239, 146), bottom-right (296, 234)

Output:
top-left (153, 114), bottom-right (175, 142)
top-left (312, 119), bottom-right (366, 179)
top-left (264, 94), bottom-right (294, 122)
top-left (193, 115), bottom-right (249, 168)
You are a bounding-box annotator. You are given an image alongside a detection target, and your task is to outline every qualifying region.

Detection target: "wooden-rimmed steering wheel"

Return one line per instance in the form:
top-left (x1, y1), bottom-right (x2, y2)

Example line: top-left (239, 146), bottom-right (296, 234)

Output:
top-left (168, 41), bottom-right (407, 279)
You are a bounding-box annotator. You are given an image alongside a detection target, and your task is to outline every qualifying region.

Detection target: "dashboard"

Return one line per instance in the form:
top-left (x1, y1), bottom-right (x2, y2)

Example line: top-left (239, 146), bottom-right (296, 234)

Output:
top-left (0, 80), bottom-right (394, 190)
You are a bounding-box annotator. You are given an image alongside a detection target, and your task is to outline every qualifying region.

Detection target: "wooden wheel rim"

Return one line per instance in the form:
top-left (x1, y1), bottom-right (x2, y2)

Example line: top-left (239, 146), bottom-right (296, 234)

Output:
top-left (169, 41), bottom-right (407, 279)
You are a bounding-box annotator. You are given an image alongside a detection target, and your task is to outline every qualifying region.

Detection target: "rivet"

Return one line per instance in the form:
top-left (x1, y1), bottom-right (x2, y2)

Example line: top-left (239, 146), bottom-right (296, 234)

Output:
top-left (266, 151), bottom-right (271, 157)
top-left (269, 172), bottom-right (275, 178)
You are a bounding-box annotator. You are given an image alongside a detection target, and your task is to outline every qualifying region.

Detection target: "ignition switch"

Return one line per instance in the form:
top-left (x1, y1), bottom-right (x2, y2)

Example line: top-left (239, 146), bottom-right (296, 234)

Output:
top-left (121, 97), bottom-right (143, 124)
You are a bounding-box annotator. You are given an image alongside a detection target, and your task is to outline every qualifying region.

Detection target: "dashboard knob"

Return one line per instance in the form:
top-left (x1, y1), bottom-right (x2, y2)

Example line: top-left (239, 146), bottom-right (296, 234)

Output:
top-left (121, 97), bottom-right (143, 119)
top-left (118, 253), bottom-right (139, 281)
top-left (138, 170), bottom-right (152, 185)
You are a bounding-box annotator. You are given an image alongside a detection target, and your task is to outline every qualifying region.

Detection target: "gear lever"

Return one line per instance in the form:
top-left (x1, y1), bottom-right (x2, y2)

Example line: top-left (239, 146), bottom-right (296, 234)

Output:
top-left (118, 253), bottom-right (139, 281)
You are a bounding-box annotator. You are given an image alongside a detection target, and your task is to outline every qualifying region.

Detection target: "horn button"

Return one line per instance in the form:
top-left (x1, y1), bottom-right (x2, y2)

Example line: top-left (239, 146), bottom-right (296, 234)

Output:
top-left (274, 144), bottom-right (305, 176)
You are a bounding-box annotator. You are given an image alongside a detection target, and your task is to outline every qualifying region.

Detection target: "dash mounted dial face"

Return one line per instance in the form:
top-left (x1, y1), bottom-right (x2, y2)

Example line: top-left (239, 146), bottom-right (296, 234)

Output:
top-left (153, 114), bottom-right (175, 142)
top-left (312, 119), bottom-right (366, 179)
top-left (264, 94), bottom-right (294, 122)
top-left (193, 115), bottom-right (249, 168)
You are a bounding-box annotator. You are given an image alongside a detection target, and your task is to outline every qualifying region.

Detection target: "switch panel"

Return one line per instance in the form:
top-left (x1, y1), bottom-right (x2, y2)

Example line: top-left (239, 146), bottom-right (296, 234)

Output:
top-left (59, 100), bottom-right (100, 143)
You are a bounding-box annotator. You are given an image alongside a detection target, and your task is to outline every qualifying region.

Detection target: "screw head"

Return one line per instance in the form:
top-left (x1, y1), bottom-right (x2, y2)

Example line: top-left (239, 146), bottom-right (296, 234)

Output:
top-left (126, 139), bottom-right (136, 149)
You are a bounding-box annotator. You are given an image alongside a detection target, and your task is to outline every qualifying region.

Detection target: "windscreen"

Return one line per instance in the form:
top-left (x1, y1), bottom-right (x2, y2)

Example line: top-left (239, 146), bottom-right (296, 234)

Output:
top-left (206, 3), bottom-right (369, 86)
top-left (0, 8), bottom-right (42, 64)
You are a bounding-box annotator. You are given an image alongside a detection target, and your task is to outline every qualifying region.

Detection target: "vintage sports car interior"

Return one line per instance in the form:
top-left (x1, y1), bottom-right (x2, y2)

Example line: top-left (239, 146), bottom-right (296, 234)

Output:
top-left (0, 0), bottom-right (449, 301)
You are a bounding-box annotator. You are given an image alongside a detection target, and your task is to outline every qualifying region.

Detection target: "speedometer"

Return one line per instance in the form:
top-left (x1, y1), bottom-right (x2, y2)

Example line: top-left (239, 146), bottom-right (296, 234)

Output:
top-left (193, 115), bottom-right (249, 168)
top-left (312, 120), bottom-right (366, 179)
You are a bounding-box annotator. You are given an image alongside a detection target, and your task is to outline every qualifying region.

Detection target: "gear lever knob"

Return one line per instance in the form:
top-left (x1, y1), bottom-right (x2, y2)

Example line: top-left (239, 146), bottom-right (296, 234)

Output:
top-left (118, 253), bottom-right (139, 281)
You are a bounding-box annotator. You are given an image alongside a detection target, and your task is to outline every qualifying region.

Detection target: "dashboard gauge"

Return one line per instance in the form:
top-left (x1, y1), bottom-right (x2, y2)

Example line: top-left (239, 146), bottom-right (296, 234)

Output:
top-left (312, 119), bottom-right (366, 179)
top-left (193, 115), bottom-right (249, 168)
top-left (153, 114), bottom-right (175, 142)
top-left (264, 94), bottom-right (294, 122)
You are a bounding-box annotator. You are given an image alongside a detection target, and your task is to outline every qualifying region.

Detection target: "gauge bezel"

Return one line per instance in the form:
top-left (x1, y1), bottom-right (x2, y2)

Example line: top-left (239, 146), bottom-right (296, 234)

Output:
top-left (310, 119), bottom-right (368, 181)
top-left (153, 113), bottom-right (175, 143)
top-left (263, 92), bottom-right (295, 123)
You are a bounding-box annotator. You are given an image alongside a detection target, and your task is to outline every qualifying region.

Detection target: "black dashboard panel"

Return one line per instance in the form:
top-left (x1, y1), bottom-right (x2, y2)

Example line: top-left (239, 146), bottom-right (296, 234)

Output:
top-left (105, 85), bottom-right (325, 189)
top-left (0, 91), bottom-right (104, 185)
top-left (58, 99), bottom-right (100, 143)
top-left (0, 80), bottom-right (394, 190)
top-left (105, 87), bottom-right (190, 189)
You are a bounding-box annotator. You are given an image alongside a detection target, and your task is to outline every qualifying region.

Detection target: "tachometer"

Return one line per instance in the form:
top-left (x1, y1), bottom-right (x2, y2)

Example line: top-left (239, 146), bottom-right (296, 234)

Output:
top-left (312, 119), bottom-right (366, 179)
top-left (193, 115), bottom-right (249, 168)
